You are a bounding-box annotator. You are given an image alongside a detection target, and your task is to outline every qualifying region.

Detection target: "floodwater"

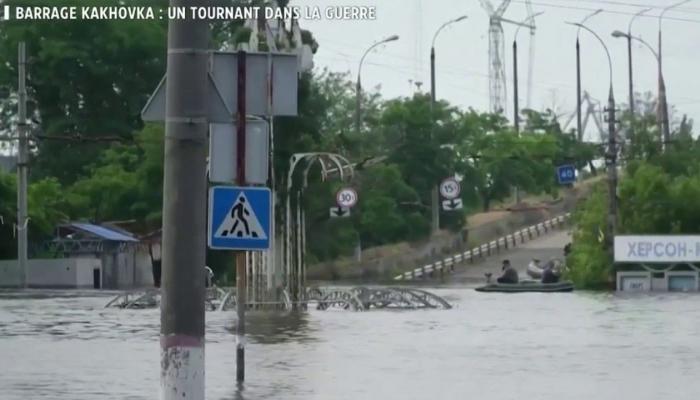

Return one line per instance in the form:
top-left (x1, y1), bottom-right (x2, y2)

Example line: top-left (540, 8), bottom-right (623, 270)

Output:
top-left (1, 287), bottom-right (699, 400)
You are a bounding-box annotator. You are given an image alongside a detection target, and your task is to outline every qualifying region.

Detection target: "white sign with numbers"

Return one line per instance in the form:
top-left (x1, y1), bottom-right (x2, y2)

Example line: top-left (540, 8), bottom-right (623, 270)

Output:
top-left (439, 177), bottom-right (461, 200)
top-left (336, 188), bottom-right (358, 208)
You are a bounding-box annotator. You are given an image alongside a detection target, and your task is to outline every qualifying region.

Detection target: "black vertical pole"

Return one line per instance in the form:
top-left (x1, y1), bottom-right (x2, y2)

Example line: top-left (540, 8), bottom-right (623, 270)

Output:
top-left (576, 39), bottom-right (583, 141)
top-left (627, 35), bottom-right (635, 117)
top-left (513, 40), bottom-right (520, 135)
top-left (236, 50), bottom-right (247, 383)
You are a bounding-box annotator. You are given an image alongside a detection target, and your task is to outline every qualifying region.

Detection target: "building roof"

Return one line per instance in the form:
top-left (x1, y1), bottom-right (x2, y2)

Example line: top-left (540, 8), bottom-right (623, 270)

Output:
top-left (62, 223), bottom-right (139, 242)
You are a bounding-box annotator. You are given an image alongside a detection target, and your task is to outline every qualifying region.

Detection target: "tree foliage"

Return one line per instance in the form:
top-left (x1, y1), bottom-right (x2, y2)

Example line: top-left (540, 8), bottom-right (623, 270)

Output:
top-left (0, 7), bottom-right (602, 274)
top-left (567, 102), bottom-right (698, 289)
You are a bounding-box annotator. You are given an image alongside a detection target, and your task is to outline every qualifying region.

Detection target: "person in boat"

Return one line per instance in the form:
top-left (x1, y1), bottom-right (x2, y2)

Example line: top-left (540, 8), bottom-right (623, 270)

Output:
top-left (497, 259), bottom-right (519, 284)
top-left (541, 260), bottom-right (560, 284)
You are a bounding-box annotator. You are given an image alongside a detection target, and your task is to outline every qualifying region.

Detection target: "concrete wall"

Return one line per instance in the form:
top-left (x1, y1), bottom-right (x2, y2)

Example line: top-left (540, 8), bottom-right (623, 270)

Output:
top-left (617, 270), bottom-right (700, 292)
top-left (100, 247), bottom-right (153, 289)
top-left (0, 261), bottom-right (21, 287)
top-left (134, 249), bottom-right (155, 287)
top-left (0, 258), bottom-right (101, 288)
top-left (0, 254), bottom-right (155, 289)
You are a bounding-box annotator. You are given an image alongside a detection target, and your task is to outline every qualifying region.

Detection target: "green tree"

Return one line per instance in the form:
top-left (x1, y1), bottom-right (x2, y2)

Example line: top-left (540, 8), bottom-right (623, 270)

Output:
top-left (0, 0), bottom-right (168, 184)
top-left (453, 110), bottom-right (559, 211)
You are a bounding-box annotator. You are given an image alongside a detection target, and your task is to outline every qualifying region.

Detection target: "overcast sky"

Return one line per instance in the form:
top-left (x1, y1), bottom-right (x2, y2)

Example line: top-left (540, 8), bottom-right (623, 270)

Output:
top-left (294, 0), bottom-right (700, 139)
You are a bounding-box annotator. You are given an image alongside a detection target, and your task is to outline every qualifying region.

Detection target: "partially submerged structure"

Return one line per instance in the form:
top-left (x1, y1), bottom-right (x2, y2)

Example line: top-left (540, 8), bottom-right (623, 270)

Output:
top-left (615, 235), bottom-right (700, 292)
top-left (50, 222), bottom-right (151, 289)
top-left (0, 222), bottom-right (154, 289)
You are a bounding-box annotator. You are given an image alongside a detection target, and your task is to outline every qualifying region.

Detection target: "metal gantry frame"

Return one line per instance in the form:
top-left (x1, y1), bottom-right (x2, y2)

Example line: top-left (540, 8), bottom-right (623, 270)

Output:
top-left (284, 152), bottom-right (354, 306)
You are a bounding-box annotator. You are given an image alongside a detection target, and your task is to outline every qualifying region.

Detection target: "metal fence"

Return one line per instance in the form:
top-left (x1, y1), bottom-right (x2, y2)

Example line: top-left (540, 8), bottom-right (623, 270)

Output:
top-left (393, 213), bottom-right (572, 281)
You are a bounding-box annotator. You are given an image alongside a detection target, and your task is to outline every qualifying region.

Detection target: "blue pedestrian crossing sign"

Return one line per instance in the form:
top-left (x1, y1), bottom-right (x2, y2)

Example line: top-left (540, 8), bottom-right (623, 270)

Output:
top-left (556, 164), bottom-right (576, 185)
top-left (208, 186), bottom-right (271, 250)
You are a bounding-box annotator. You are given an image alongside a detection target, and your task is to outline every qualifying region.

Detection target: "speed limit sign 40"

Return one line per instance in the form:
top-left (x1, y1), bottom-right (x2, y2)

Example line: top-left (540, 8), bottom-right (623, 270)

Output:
top-left (336, 188), bottom-right (358, 208)
top-left (440, 178), bottom-right (461, 200)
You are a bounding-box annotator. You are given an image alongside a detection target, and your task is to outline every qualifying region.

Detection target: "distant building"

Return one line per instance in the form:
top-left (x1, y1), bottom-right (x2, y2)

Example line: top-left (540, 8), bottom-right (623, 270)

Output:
top-left (0, 221), bottom-right (160, 289)
top-left (47, 222), bottom-right (153, 289)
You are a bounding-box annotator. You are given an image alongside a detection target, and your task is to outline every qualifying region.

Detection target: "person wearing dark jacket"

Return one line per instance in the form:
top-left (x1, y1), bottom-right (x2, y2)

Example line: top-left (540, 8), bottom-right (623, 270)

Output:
top-left (541, 262), bottom-right (560, 284)
top-left (497, 260), bottom-right (519, 284)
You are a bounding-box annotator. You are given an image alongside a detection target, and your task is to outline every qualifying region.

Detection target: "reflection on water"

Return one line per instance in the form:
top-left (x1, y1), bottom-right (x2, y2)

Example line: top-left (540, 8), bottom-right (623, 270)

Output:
top-left (228, 310), bottom-right (315, 345)
top-left (1, 288), bottom-right (700, 400)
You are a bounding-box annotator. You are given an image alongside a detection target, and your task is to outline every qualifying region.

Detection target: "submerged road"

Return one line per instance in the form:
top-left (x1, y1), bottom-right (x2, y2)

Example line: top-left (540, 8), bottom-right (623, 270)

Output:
top-left (2, 285), bottom-right (700, 400)
top-left (447, 229), bottom-right (572, 284)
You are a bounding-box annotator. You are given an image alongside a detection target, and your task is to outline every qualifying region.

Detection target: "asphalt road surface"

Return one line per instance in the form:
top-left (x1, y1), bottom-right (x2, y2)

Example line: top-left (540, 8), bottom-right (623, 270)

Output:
top-left (446, 229), bottom-right (572, 284)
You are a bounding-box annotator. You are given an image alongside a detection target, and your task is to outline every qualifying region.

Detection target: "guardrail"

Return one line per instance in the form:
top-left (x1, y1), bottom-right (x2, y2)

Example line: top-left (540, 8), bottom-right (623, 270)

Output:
top-left (393, 213), bottom-right (572, 281)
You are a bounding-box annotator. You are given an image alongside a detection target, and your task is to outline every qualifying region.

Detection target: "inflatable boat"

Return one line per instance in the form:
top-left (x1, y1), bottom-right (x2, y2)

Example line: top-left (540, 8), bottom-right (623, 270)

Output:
top-left (475, 280), bottom-right (574, 293)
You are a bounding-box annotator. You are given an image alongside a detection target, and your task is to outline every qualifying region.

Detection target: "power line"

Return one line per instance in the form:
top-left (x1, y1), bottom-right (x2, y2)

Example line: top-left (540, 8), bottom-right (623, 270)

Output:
top-left (542, 0), bottom-right (700, 14)
top-left (318, 41), bottom-right (579, 93)
top-left (511, 0), bottom-right (700, 23)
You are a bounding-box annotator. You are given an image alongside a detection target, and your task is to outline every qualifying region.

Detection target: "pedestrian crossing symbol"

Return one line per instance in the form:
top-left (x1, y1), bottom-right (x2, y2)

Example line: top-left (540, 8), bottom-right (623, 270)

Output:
top-left (208, 186), bottom-right (271, 250)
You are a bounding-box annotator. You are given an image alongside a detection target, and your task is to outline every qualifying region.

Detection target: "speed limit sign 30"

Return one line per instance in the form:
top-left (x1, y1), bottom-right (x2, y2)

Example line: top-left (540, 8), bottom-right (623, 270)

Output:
top-left (336, 188), bottom-right (358, 208)
top-left (439, 177), bottom-right (461, 200)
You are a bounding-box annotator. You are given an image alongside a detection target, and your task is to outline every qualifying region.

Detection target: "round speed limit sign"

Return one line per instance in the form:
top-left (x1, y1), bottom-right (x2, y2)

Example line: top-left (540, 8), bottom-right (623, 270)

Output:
top-left (439, 177), bottom-right (461, 200)
top-left (336, 188), bottom-right (358, 208)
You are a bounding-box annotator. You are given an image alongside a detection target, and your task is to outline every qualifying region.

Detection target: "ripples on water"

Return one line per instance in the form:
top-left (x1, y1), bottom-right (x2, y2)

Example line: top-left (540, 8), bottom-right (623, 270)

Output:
top-left (1, 288), bottom-right (699, 400)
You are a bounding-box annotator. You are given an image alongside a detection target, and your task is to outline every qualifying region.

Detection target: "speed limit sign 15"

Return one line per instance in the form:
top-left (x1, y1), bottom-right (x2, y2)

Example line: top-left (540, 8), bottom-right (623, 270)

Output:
top-left (336, 188), bottom-right (358, 208)
top-left (439, 178), bottom-right (461, 200)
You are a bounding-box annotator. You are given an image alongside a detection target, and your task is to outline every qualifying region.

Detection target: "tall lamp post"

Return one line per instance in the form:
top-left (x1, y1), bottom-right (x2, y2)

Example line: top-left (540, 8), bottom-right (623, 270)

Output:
top-left (513, 12), bottom-right (542, 134)
top-left (658, 0), bottom-right (691, 149)
top-left (611, 30), bottom-right (661, 135)
top-left (569, 22), bottom-right (617, 251)
top-left (429, 15), bottom-right (467, 235)
top-left (356, 35), bottom-right (399, 134)
top-left (431, 16), bottom-right (467, 110)
top-left (625, 8), bottom-right (651, 117)
top-left (575, 9), bottom-right (603, 141)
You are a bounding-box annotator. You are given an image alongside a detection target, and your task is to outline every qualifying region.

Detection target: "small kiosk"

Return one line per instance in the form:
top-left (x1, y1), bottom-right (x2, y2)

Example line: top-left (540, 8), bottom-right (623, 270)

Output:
top-left (615, 235), bottom-right (700, 292)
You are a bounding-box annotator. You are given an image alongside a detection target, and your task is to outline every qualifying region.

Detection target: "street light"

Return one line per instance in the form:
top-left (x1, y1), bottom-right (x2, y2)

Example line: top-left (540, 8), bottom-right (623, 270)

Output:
top-left (429, 16), bottom-right (466, 236)
top-left (568, 21), bottom-right (617, 250)
top-left (658, 0), bottom-right (691, 148)
top-left (612, 32), bottom-right (659, 60)
top-left (513, 12), bottom-right (543, 134)
top-left (612, 31), bottom-right (662, 137)
top-left (510, 12), bottom-right (541, 205)
top-left (623, 8), bottom-right (651, 117)
top-left (356, 35), bottom-right (399, 134)
top-left (431, 15), bottom-right (467, 109)
top-left (575, 9), bottom-right (603, 141)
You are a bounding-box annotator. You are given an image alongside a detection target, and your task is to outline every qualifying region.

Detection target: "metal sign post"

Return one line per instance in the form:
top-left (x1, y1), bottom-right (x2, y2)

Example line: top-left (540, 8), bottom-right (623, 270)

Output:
top-left (144, 48), bottom-right (299, 386)
top-left (235, 50), bottom-right (247, 383)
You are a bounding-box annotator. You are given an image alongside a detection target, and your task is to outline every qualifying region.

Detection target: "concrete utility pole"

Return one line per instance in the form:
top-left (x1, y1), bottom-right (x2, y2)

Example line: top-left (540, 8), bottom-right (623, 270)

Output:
top-left (160, 1), bottom-right (209, 399)
top-left (606, 87), bottom-right (618, 245)
top-left (17, 42), bottom-right (28, 289)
